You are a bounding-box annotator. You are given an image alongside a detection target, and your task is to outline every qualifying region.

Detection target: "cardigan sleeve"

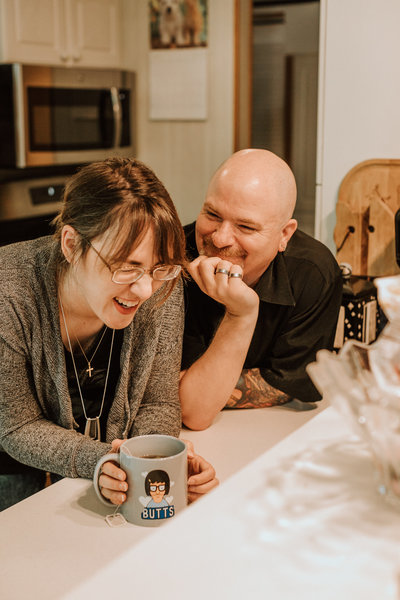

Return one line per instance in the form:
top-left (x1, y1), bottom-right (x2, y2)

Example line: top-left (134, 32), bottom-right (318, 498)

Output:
top-left (0, 331), bottom-right (111, 479)
top-left (0, 257), bottom-right (111, 480)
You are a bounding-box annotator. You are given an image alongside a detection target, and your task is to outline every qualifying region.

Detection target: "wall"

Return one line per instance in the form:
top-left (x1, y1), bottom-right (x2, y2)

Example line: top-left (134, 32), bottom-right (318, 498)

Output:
top-left (121, 0), bottom-right (235, 226)
top-left (316, 0), bottom-right (400, 252)
top-left (120, 0), bottom-right (400, 249)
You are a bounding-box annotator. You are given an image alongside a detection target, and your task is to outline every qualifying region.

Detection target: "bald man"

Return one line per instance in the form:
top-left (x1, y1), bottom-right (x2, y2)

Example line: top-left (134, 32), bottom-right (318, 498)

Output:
top-left (179, 149), bottom-right (342, 430)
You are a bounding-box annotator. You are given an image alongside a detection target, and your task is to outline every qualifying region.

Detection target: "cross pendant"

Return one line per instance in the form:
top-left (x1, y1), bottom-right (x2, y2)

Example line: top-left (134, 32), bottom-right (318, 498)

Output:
top-left (86, 363), bottom-right (94, 377)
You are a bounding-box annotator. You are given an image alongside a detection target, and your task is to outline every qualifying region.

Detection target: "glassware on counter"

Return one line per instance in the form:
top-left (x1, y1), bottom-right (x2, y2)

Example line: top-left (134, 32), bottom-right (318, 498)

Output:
top-left (307, 274), bottom-right (400, 506)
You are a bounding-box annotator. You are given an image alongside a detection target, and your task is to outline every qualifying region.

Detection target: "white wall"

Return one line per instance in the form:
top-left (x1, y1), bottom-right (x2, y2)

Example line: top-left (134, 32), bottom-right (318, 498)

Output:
top-left (121, 0), bottom-right (235, 226)
top-left (121, 0), bottom-right (400, 248)
top-left (316, 0), bottom-right (400, 252)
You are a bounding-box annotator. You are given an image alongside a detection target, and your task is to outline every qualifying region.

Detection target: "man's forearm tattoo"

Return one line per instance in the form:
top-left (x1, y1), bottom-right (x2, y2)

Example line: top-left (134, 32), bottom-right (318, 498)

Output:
top-left (226, 368), bottom-right (291, 409)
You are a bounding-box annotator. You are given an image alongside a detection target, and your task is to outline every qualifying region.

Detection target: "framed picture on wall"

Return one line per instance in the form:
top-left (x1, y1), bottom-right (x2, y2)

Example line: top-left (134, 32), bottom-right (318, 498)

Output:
top-left (149, 0), bottom-right (208, 50)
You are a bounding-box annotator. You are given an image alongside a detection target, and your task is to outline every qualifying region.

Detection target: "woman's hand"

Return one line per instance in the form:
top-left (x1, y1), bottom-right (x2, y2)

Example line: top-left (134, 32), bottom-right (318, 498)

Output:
top-left (98, 439), bottom-right (128, 505)
top-left (98, 438), bottom-right (219, 506)
top-left (183, 439), bottom-right (219, 503)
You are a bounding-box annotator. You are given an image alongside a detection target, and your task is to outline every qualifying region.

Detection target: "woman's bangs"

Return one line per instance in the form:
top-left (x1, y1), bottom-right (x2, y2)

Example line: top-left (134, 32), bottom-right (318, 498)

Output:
top-left (99, 197), bottom-right (185, 268)
top-left (103, 204), bottom-right (152, 265)
top-left (153, 211), bottom-right (185, 266)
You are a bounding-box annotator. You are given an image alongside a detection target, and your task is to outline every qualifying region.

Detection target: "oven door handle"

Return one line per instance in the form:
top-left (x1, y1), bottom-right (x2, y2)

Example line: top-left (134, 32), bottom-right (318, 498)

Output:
top-left (110, 86), bottom-right (122, 148)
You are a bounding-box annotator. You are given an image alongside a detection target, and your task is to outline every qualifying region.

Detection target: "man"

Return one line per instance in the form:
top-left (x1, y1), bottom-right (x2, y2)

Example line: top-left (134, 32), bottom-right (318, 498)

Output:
top-left (179, 149), bottom-right (342, 430)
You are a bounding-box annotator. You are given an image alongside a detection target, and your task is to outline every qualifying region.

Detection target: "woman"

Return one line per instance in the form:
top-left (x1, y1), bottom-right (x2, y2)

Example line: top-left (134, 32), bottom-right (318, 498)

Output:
top-left (0, 157), bottom-right (218, 510)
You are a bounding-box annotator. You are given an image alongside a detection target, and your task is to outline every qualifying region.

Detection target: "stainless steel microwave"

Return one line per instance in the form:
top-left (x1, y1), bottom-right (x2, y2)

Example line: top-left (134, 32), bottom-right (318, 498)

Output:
top-left (0, 63), bottom-right (135, 168)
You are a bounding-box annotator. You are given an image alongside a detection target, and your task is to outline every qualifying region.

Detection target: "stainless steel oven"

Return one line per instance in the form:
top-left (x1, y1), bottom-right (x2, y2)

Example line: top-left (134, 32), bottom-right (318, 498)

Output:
top-left (0, 63), bottom-right (135, 168)
top-left (0, 176), bottom-right (66, 246)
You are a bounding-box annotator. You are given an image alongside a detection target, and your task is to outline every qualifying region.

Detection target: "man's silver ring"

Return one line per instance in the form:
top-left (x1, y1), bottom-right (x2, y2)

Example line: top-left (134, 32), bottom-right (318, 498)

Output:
top-left (229, 272), bottom-right (243, 278)
top-left (215, 268), bottom-right (229, 275)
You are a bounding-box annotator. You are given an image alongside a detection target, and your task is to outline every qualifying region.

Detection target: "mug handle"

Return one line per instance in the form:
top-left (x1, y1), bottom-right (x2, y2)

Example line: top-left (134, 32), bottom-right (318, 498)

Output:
top-left (93, 452), bottom-right (120, 507)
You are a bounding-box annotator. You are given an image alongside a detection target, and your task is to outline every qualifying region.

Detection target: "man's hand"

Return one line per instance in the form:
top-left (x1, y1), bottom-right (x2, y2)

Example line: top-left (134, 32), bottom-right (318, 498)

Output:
top-left (180, 256), bottom-right (260, 430)
top-left (188, 256), bottom-right (259, 318)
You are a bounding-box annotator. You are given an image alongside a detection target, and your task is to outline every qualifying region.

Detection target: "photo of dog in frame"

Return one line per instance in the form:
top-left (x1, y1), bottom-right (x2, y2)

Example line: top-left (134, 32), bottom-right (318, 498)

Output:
top-left (150, 0), bottom-right (208, 49)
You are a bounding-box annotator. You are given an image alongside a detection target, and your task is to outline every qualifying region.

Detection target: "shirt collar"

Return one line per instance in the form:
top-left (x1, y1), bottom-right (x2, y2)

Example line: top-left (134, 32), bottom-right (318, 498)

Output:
top-left (253, 251), bottom-right (295, 306)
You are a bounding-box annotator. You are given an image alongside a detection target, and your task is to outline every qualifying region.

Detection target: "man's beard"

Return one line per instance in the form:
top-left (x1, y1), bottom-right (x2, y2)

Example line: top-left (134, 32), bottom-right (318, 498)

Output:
top-left (199, 236), bottom-right (246, 266)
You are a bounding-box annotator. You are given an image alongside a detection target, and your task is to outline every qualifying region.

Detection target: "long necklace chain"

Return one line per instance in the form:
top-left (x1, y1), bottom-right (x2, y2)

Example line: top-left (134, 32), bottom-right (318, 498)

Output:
top-left (74, 326), bottom-right (108, 378)
top-left (59, 298), bottom-right (115, 441)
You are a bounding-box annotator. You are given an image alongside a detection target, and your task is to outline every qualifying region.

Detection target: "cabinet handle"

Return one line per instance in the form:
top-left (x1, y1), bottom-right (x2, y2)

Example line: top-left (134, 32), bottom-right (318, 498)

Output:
top-left (60, 53), bottom-right (69, 62)
top-left (72, 54), bottom-right (82, 62)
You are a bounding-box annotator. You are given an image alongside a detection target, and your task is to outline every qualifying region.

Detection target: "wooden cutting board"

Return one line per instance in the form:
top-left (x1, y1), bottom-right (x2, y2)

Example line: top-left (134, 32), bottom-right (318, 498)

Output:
top-left (334, 158), bottom-right (400, 277)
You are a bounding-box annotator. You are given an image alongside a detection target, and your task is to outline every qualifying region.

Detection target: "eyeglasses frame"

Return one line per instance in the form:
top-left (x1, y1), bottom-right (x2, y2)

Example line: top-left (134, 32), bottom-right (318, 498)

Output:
top-left (84, 239), bottom-right (181, 285)
top-left (149, 484), bottom-right (166, 492)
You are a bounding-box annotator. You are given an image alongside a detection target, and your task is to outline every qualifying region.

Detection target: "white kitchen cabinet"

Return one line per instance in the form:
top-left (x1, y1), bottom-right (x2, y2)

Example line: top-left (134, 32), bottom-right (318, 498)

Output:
top-left (0, 0), bottom-right (122, 68)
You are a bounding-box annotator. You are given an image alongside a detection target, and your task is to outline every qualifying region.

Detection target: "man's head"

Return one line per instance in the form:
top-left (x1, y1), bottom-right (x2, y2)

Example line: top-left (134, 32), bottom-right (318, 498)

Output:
top-left (195, 149), bottom-right (298, 286)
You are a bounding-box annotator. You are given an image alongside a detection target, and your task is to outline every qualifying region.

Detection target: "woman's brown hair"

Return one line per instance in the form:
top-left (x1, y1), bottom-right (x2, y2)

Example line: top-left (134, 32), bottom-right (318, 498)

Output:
top-left (53, 157), bottom-right (186, 296)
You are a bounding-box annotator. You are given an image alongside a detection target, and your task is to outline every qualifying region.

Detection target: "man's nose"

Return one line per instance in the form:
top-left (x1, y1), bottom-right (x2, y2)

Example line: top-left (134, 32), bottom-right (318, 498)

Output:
top-left (129, 274), bottom-right (154, 300)
top-left (211, 222), bottom-right (235, 248)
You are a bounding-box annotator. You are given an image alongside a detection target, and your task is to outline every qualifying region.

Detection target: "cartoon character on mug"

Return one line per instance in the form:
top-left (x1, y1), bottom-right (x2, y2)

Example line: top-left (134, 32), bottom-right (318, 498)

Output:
top-left (140, 470), bottom-right (175, 520)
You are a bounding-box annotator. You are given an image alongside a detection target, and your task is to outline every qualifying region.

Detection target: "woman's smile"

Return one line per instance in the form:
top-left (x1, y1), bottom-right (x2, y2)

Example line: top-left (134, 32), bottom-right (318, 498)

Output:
top-left (113, 296), bottom-right (140, 314)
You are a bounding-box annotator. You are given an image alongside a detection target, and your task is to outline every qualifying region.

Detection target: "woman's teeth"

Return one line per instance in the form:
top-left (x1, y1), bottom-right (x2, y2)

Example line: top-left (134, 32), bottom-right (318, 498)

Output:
top-left (115, 297), bottom-right (139, 308)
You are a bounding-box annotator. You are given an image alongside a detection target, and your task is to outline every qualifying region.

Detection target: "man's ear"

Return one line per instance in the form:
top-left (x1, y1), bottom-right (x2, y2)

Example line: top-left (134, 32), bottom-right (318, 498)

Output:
top-left (60, 225), bottom-right (79, 264)
top-left (279, 218), bottom-right (297, 252)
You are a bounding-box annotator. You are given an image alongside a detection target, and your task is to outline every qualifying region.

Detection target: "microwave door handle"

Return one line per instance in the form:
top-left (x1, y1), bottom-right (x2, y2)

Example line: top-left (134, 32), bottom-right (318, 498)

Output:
top-left (395, 209), bottom-right (400, 267)
top-left (110, 86), bottom-right (122, 148)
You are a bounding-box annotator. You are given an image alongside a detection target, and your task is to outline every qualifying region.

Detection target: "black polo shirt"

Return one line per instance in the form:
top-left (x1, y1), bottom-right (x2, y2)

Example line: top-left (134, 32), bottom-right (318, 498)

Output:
top-left (182, 222), bottom-right (343, 402)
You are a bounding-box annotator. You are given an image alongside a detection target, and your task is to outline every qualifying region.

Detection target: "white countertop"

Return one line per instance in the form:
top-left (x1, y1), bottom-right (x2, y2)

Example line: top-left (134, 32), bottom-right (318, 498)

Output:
top-left (181, 397), bottom-right (329, 482)
top-left (67, 407), bottom-right (400, 600)
top-left (3, 398), bottom-right (399, 600)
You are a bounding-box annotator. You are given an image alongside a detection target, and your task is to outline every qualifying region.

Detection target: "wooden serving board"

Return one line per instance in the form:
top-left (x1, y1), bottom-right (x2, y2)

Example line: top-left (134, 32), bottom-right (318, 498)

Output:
top-left (334, 158), bottom-right (400, 277)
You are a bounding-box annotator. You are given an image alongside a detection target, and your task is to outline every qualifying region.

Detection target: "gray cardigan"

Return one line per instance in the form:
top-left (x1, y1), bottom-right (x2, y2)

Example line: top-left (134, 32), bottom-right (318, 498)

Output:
top-left (0, 237), bottom-right (183, 479)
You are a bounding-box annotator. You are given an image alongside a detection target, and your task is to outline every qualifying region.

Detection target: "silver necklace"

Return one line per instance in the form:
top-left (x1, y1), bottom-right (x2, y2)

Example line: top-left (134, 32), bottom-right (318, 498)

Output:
top-left (59, 298), bottom-right (115, 441)
top-left (74, 326), bottom-right (108, 378)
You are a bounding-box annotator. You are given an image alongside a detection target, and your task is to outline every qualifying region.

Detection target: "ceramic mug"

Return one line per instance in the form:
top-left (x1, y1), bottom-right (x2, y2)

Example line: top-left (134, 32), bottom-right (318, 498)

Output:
top-left (93, 434), bottom-right (187, 527)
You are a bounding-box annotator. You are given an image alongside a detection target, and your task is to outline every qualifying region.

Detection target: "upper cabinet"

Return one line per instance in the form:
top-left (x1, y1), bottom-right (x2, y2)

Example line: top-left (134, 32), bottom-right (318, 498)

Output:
top-left (0, 0), bottom-right (122, 68)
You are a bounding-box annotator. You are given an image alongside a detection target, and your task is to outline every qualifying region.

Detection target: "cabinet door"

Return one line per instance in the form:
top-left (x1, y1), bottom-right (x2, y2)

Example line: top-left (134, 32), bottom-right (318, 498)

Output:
top-left (67, 0), bottom-right (121, 68)
top-left (0, 0), bottom-right (67, 65)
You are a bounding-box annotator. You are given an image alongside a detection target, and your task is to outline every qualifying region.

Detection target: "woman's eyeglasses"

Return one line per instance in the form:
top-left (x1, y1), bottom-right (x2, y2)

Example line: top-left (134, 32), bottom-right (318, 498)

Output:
top-left (87, 240), bottom-right (181, 285)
